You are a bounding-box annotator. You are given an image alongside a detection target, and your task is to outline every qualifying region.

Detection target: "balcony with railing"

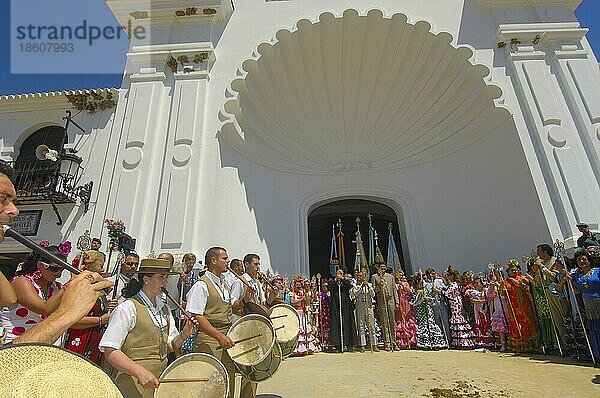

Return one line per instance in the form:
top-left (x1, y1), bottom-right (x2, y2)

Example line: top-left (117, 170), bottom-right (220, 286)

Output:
top-left (11, 155), bottom-right (84, 205)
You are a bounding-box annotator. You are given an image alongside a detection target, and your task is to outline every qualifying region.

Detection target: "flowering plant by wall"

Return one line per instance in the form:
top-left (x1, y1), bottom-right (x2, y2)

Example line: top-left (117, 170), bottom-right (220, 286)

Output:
top-left (104, 218), bottom-right (125, 239)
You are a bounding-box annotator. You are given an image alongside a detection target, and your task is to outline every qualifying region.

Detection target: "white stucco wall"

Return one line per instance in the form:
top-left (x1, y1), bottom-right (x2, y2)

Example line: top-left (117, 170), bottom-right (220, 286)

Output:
top-left (1, 0), bottom-right (598, 276)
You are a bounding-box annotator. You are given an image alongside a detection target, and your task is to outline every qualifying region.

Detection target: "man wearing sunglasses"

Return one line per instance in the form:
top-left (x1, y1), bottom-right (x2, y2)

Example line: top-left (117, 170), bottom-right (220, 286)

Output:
top-left (576, 223), bottom-right (600, 249)
top-left (106, 253), bottom-right (139, 304)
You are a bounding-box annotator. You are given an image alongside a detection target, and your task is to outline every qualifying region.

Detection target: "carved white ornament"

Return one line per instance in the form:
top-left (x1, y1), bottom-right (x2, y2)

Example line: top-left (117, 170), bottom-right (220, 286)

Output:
top-left (220, 9), bottom-right (509, 175)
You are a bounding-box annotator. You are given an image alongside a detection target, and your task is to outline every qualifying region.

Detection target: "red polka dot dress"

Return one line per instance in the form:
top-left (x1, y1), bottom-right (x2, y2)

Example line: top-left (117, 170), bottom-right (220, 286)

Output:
top-left (0, 271), bottom-right (61, 343)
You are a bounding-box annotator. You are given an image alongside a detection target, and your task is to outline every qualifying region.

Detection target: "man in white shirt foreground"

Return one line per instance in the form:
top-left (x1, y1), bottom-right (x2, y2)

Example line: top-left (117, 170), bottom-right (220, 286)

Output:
top-left (187, 247), bottom-right (255, 398)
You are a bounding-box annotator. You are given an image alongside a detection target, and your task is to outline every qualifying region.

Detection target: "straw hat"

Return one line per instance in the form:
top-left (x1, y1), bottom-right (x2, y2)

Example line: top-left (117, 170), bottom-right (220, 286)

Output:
top-left (137, 258), bottom-right (178, 275)
top-left (0, 343), bottom-right (122, 398)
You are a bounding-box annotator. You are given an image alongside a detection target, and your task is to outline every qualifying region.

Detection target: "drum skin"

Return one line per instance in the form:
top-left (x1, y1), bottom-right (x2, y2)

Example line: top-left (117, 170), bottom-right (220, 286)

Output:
top-left (244, 301), bottom-right (271, 318)
top-left (269, 304), bottom-right (300, 358)
top-left (226, 314), bottom-right (275, 367)
top-left (154, 353), bottom-right (228, 398)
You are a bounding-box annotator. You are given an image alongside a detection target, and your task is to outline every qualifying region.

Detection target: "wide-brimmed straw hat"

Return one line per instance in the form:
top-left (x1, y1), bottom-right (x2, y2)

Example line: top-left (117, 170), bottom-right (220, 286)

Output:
top-left (0, 343), bottom-right (122, 398)
top-left (137, 258), bottom-right (178, 275)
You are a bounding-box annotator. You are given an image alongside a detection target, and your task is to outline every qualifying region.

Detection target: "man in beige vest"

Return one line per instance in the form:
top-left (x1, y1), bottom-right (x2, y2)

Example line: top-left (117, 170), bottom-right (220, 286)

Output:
top-left (371, 262), bottom-right (399, 350)
top-left (187, 247), bottom-right (255, 398)
top-left (100, 259), bottom-right (194, 398)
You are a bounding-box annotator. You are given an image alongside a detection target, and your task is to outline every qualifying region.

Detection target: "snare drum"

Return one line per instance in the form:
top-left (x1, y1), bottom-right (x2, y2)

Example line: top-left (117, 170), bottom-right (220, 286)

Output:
top-left (237, 339), bottom-right (283, 382)
top-left (243, 301), bottom-right (271, 318)
top-left (154, 353), bottom-right (228, 398)
top-left (226, 314), bottom-right (281, 381)
top-left (226, 314), bottom-right (274, 366)
top-left (269, 303), bottom-right (300, 358)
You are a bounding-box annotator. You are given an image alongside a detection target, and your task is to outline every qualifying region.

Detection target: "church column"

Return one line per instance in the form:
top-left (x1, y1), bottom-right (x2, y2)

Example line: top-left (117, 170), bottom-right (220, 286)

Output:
top-left (544, 32), bottom-right (600, 186)
top-left (498, 23), bottom-right (600, 238)
top-left (152, 44), bottom-right (215, 253)
top-left (100, 0), bottom-right (232, 254)
top-left (105, 65), bottom-right (170, 255)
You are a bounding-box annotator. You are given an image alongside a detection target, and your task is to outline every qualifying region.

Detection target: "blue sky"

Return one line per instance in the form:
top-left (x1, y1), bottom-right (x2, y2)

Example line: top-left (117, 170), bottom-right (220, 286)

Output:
top-left (0, 1), bottom-right (598, 95)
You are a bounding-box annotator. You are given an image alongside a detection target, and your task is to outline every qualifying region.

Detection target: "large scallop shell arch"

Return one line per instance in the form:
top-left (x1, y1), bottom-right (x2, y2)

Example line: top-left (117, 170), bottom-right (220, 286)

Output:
top-left (219, 9), bottom-right (510, 175)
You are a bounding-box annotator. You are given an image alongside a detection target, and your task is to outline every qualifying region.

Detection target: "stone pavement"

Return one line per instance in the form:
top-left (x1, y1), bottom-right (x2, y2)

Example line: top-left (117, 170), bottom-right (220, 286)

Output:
top-left (252, 350), bottom-right (598, 398)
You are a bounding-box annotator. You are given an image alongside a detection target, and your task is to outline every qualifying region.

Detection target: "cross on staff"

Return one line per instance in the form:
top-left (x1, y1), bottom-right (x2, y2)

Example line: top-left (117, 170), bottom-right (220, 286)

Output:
top-left (554, 239), bottom-right (565, 255)
top-left (336, 218), bottom-right (345, 268)
top-left (553, 238), bottom-right (595, 363)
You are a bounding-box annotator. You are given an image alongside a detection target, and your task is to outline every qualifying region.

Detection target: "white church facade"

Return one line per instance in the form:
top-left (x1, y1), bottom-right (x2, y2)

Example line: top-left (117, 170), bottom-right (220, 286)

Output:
top-left (0, 0), bottom-right (599, 276)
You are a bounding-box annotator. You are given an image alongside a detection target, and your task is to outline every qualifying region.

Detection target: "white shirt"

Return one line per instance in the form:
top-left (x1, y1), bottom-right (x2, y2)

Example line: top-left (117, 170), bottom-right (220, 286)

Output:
top-left (223, 271), bottom-right (245, 301)
top-left (186, 271), bottom-right (233, 316)
top-left (99, 291), bottom-right (178, 352)
top-left (222, 271), bottom-right (246, 323)
top-left (242, 273), bottom-right (265, 304)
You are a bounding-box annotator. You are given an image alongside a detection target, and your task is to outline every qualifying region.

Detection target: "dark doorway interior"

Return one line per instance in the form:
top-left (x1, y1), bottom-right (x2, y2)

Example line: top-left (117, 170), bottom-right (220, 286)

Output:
top-left (308, 199), bottom-right (404, 278)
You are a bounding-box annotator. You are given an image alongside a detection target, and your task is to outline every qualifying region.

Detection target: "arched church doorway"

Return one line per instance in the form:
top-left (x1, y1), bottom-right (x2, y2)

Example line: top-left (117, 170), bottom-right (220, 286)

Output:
top-left (308, 199), bottom-right (405, 278)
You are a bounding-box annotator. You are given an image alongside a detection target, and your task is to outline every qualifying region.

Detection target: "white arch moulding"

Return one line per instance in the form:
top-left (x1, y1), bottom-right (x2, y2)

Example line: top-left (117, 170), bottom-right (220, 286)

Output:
top-left (220, 8), bottom-right (510, 176)
top-left (295, 183), bottom-right (426, 277)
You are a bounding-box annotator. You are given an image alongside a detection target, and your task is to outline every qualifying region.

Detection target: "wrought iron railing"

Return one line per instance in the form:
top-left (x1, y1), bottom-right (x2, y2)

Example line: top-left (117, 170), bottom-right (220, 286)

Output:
top-left (10, 159), bottom-right (83, 205)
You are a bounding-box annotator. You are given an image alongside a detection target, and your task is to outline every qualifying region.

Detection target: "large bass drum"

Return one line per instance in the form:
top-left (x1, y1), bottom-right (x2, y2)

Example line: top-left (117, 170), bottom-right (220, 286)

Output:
top-left (154, 353), bottom-right (228, 398)
top-left (226, 314), bottom-right (282, 382)
top-left (269, 303), bottom-right (300, 358)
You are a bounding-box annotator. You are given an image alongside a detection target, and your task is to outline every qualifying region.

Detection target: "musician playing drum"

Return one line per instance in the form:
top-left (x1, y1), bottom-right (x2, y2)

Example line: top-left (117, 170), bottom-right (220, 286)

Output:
top-left (99, 259), bottom-right (195, 398)
top-left (187, 247), bottom-right (256, 398)
top-left (242, 254), bottom-right (265, 304)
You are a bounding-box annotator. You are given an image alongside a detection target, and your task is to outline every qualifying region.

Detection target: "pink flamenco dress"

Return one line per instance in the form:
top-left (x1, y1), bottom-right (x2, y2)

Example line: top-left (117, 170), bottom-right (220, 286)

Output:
top-left (289, 291), bottom-right (317, 356)
top-left (395, 281), bottom-right (418, 349)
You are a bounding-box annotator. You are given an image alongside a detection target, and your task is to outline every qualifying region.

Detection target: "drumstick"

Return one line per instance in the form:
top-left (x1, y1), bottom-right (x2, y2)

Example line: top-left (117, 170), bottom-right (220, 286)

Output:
top-left (159, 377), bottom-right (209, 383)
top-left (162, 288), bottom-right (200, 327)
top-left (228, 267), bottom-right (255, 291)
top-left (230, 346), bottom-right (260, 359)
top-left (270, 314), bottom-right (288, 320)
top-left (216, 333), bottom-right (263, 349)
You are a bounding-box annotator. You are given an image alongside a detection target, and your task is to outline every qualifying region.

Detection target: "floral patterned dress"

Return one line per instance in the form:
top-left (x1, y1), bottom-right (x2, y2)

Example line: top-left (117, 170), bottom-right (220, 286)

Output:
top-left (528, 274), bottom-right (557, 350)
top-left (504, 276), bottom-right (539, 352)
top-left (444, 282), bottom-right (475, 348)
top-left (486, 283), bottom-right (508, 335)
top-left (289, 291), bottom-right (317, 355)
top-left (395, 281), bottom-right (417, 348)
top-left (65, 299), bottom-right (107, 364)
top-left (412, 289), bottom-right (447, 349)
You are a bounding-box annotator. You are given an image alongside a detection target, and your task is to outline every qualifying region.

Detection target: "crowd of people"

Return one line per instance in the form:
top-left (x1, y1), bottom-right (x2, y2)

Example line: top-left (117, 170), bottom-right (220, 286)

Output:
top-left (238, 242), bottom-right (599, 365)
top-left (0, 161), bottom-right (599, 398)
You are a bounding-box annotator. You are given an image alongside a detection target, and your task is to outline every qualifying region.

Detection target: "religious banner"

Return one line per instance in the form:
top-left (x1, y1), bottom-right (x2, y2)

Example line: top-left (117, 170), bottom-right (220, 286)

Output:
top-left (367, 214), bottom-right (375, 265)
top-left (387, 223), bottom-right (402, 272)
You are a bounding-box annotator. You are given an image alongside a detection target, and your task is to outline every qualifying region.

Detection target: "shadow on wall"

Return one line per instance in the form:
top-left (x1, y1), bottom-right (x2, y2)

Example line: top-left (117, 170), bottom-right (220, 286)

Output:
top-left (456, 0), bottom-right (510, 71)
top-left (217, 142), bottom-right (302, 274)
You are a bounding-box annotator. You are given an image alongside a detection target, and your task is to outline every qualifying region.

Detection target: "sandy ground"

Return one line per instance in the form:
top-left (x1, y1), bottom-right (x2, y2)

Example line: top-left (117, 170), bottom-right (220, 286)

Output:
top-left (250, 350), bottom-right (599, 398)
